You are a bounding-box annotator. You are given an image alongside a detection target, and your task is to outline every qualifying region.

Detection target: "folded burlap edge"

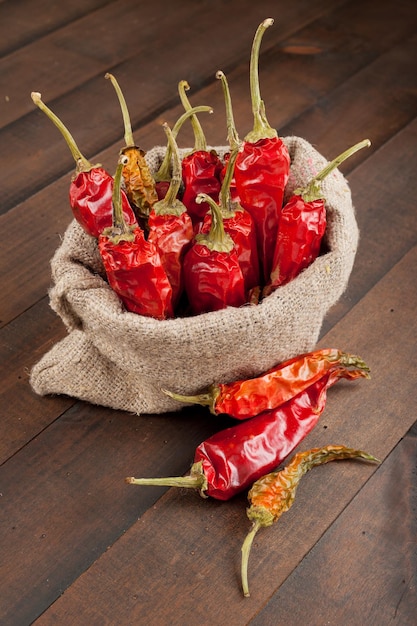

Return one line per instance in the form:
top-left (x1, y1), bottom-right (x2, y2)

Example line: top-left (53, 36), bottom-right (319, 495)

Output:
top-left (30, 136), bottom-right (359, 415)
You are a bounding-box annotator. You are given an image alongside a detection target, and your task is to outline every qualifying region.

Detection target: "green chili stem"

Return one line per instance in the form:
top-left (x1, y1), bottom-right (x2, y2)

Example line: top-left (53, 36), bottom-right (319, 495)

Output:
top-left (216, 70), bottom-right (240, 152)
top-left (195, 193), bottom-right (235, 253)
top-left (178, 80), bottom-right (208, 152)
top-left (125, 461), bottom-right (207, 493)
top-left (241, 521), bottom-right (261, 598)
top-left (31, 91), bottom-right (95, 173)
top-left (297, 139), bottom-right (371, 203)
top-left (155, 106), bottom-right (213, 183)
top-left (105, 73), bottom-right (135, 148)
top-left (245, 18), bottom-right (277, 143)
top-left (152, 123), bottom-right (186, 216)
top-left (162, 387), bottom-right (215, 411)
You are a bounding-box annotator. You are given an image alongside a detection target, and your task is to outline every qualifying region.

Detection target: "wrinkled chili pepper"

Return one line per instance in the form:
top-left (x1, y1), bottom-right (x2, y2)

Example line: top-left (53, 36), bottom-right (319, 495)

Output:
top-left (200, 71), bottom-right (260, 296)
top-left (31, 91), bottom-right (136, 238)
top-left (182, 191), bottom-right (246, 315)
top-left (153, 105), bottom-right (214, 201)
top-left (98, 155), bottom-right (173, 319)
top-left (126, 362), bottom-right (370, 501)
top-left (234, 18), bottom-right (291, 284)
top-left (164, 348), bottom-right (370, 419)
top-left (148, 123), bottom-right (194, 309)
top-left (179, 80), bottom-right (223, 227)
top-left (105, 73), bottom-right (158, 224)
top-left (241, 444), bottom-right (380, 597)
top-left (266, 139), bottom-right (371, 294)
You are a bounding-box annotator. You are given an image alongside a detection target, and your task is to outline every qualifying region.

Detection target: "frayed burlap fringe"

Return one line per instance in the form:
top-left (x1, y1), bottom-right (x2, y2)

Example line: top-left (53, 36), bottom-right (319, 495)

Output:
top-left (30, 137), bottom-right (358, 414)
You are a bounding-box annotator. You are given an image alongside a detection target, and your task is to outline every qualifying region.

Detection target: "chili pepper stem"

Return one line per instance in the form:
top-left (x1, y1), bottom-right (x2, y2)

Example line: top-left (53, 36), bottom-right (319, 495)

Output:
top-left (178, 80), bottom-right (207, 153)
top-left (195, 193), bottom-right (235, 253)
top-left (297, 139), bottom-right (371, 202)
top-left (105, 73), bottom-right (135, 148)
top-left (31, 91), bottom-right (96, 173)
top-left (155, 106), bottom-right (213, 183)
top-left (125, 461), bottom-right (208, 495)
top-left (102, 155), bottom-right (134, 242)
top-left (154, 123), bottom-right (183, 212)
top-left (241, 521), bottom-right (261, 597)
top-left (162, 387), bottom-right (215, 410)
top-left (245, 18), bottom-right (277, 143)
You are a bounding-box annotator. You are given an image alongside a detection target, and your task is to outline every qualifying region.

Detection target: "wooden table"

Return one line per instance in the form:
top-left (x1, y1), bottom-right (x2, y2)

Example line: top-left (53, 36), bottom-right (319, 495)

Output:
top-left (1, 1), bottom-right (416, 624)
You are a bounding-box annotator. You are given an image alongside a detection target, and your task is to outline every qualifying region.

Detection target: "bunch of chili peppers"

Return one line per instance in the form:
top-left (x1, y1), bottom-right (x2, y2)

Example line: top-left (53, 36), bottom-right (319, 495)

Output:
top-left (32, 17), bottom-right (371, 320)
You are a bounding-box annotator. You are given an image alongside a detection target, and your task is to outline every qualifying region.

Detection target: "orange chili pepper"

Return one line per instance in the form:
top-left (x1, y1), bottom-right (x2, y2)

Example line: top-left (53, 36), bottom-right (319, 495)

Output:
top-left (241, 444), bottom-right (380, 597)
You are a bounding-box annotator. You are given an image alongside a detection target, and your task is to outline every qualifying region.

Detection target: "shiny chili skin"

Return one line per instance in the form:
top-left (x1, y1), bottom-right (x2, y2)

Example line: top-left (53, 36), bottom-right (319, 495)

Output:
top-left (128, 362), bottom-right (369, 501)
top-left (164, 348), bottom-right (370, 418)
top-left (266, 139), bottom-right (371, 293)
top-left (267, 195), bottom-right (326, 289)
top-left (70, 167), bottom-right (136, 238)
top-left (98, 156), bottom-right (173, 319)
top-left (148, 123), bottom-right (194, 309)
top-left (181, 150), bottom-right (223, 226)
top-left (31, 91), bottom-right (136, 238)
top-left (234, 136), bottom-right (290, 283)
top-left (196, 365), bottom-right (368, 500)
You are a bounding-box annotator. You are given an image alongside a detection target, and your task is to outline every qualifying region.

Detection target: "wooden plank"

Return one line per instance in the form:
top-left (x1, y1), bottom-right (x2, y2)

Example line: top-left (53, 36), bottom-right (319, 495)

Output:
top-left (0, 399), bottom-right (229, 625)
top-left (0, 0), bottom-right (114, 57)
top-left (14, 245), bottom-right (417, 625)
top-left (250, 423), bottom-right (417, 625)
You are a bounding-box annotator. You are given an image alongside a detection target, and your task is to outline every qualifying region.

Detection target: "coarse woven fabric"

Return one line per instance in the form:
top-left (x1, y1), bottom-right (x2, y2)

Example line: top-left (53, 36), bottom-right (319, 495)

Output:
top-left (30, 136), bottom-right (359, 415)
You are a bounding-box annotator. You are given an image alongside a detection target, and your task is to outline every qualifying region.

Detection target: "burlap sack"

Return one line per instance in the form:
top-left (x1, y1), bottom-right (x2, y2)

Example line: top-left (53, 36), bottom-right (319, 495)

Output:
top-left (30, 136), bottom-right (359, 414)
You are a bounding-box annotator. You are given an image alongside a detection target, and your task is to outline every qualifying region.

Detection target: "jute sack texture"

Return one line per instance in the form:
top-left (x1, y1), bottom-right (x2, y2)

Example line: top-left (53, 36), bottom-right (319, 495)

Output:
top-left (30, 136), bottom-right (359, 415)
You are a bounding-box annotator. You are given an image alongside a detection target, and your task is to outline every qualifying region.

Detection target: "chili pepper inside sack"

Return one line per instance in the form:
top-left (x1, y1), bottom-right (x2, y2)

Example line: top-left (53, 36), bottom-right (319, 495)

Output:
top-left (30, 137), bottom-right (359, 415)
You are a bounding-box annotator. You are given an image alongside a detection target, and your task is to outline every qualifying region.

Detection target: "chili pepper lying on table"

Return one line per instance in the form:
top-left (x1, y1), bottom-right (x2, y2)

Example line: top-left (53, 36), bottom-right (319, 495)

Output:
top-left (241, 444), bottom-right (380, 597)
top-left (98, 154), bottom-right (173, 319)
top-left (148, 123), bottom-right (194, 309)
top-left (182, 191), bottom-right (246, 315)
top-left (163, 348), bottom-right (370, 419)
top-left (31, 92), bottom-right (136, 238)
top-left (105, 73), bottom-right (158, 225)
top-left (265, 138), bottom-right (372, 295)
top-left (153, 105), bottom-right (214, 201)
top-left (233, 18), bottom-right (290, 284)
top-left (199, 70), bottom-right (260, 297)
top-left (178, 80), bottom-right (223, 228)
top-left (126, 361), bottom-right (370, 501)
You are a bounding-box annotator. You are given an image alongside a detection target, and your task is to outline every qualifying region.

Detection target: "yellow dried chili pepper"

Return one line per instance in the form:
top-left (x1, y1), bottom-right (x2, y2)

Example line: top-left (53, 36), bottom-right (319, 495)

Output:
top-left (241, 444), bottom-right (380, 597)
top-left (105, 72), bottom-right (158, 223)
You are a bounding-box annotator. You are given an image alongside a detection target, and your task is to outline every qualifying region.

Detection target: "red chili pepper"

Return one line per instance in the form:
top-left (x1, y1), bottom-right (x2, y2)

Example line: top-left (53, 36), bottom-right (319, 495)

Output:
top-left (200, 71), bottom-right (260, 296)
top-left (241, 444), bottom-right (380, 596)
top-left (233, 19), bottom-right (291, 284)
top-left (98, 155), bottom-right (173, 319)
top-left (148, 123), bottom-right (194, 309)
top-left (31, 92), bottom-right (136, 238)
top-left (105, 73), bottom-right (158, 225)
top-left (126, 361), bottom-right (370, 501)
top-left (163, 348), bottom-right (370, 418)
top-left (153, 105), bottom-right (214, 201)
top-left (266, 139), bottom-right (371, 293)
top-left (178, 80), bottom-right (223, 227)
top-left (182, 191), bottom-right (246, 315)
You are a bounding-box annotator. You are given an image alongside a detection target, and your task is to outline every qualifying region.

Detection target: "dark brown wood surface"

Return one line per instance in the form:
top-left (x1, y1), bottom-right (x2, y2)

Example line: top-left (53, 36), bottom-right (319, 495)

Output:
top-left (0, 1), bottom-right (416, 624)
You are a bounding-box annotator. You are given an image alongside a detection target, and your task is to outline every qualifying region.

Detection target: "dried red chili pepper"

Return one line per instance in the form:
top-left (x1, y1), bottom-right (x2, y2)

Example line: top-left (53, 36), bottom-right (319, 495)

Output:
top-left (179, 80), bottom-right (223, 227)
top-left (266, 139), bottom-right (371, 293)
top-left (126, 362), bottom-right (370, 501)
top-left (164, 348), bottom-right (369, 419)
top-left (105, 73), bottom-right (158, 224)
top-left (200, 71), bottom-right (260, 296)
top-left (31, 92), bottom-right (136, 238)
top-left (234, 18), bottom-right (291, 284)
top-left (241, 444), bottom-right (380, 596)
top-left (98, 155), bottom-right (173, 319)
top-left (153, 105), bottom-right (214, 201)
top-left (148, 123), bottom-right (194, 309)
top-left (182, 191), bottom-right (246, 315)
